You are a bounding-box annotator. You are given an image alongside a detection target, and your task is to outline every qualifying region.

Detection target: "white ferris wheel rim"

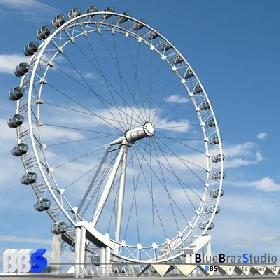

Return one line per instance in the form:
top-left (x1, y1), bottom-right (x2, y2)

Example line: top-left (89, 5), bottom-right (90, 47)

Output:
top-left (13, 10), bottom-right (224, 262)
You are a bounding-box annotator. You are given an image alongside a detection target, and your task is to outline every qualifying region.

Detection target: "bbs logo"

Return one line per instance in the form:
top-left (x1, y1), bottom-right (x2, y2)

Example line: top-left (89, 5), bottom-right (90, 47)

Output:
top-left (3, 249), bottom-right (47, 273)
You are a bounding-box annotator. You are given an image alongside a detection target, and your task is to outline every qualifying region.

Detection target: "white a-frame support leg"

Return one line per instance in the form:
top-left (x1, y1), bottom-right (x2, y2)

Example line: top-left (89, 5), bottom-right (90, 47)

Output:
top-left (100, 247), bottom-right (111, 275)
top-left (115, 144), bottom-right (128, 250)
top-left (206, 240), bottom-right (212, 258)
top-left (51, 233), bottom-right (61, 274)
top-left (92, 144), bottom-right (126, 227)
top-left (75, 225), bottom-right (86, 277)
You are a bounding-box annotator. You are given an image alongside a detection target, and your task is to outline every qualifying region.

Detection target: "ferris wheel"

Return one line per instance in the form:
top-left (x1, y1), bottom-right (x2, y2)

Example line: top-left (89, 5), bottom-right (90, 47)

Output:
top-left (8, 6), bottom-right (224, 263)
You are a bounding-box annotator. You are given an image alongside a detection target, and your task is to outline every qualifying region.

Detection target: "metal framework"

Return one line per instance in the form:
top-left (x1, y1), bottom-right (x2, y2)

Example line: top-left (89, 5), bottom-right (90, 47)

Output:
top-left (9, 7), bottom-right (224, 266)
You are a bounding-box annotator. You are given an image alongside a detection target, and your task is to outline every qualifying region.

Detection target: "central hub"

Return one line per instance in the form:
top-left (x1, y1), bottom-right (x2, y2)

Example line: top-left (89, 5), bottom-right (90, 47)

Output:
top-left (109, 122), bottom-right (155, 147)
top-left (126, 122), bottom-right (155, 144)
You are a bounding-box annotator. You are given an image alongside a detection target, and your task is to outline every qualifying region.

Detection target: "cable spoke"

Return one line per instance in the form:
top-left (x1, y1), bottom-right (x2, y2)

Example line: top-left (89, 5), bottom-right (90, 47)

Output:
top-left (154, 135), bottom-right (206, 177)
top-left (43, 123), bottom-right (114, 135)
top-left (78, 148), bottom-right (110, 213)
top-left (81, 150), bottom-right (118, 218)
top-left (156, 131), bottom-right (205, 154)
top-left (47, 135), bottom-right (113, 147)
top-left (54, 146), bottom-right (105, 169)
top-left (135, 140), bottom-right (188, 225)
top-left (45, 81), bottom-right (124, 133)
top-left (135, 140), bottom-right (198, 211)
top-left (123, 148), bottom-right (143, 242)
top-left (51, 40), bottom-right (143, 129)
top-left (99, 31), bottom-right (147, 125)
top-left (132, 145), bottom-right (168, 240)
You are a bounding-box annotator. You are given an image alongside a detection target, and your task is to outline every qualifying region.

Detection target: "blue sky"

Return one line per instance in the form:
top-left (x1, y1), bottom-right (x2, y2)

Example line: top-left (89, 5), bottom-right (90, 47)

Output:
top-left (0, 0), bottom-right (280, 266)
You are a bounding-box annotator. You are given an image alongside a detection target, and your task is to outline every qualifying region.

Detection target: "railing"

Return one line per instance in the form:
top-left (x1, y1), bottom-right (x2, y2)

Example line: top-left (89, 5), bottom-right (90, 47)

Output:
top-left (49, 262), bottom-right (280, 277)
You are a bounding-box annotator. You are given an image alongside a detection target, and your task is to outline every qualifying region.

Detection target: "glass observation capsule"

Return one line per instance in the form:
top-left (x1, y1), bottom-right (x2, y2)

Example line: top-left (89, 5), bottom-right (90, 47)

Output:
top-left (210, 189), bottom-right (224, 199)
top-left (24, 42), bottom-right (39, 56)
top-left (21, 172), bottom-right (37, 185)
top-left (68, 8), bottom-right (81, 20)
top-left (212, 171), bottom-right (225, 180)
top-left (51, 221), bottom-right (68, 234)
top-left (9, 87), bottom-right (24, 101)
top-left (206, 205), bottom-right (221, 214)
top-left (52, 14), bottom-right (65, 28)
top-left (11, 143), bottom-right (28, 156)
top-left (133, 20), bottom-right (144, 30)
top-left (193, 84), bottom-right (203, 94)
top-left (34, 198), bottom-right (51, 211)
top-left (199, 221), bottom-right (214, 230)
top-left (37, 25), bottom-right (51, 40)
top-left (119, 11), bottom-right (129, 23)
top-left (185, 69), bottom-right (194, 79)
top-left (211, 153), bottom-right (225, 163)
top-left (86, 6), bottom-right (98, 14)
top-left (206, 117), bottom-right (216, 128)
top-left (161, 43), bottom-right (172, 51)
top-left (174, 55), bottom-right (184, 65)
top-left (199, 102), bottom-right (210, 111)
top-left (102, 7), bottom-right (114, 19)
top-left (7, 114), bottom-right (24, 128)
top-left (210, 135), bottom-right (219, 144)
top-left (148, 30), bottom-right (158, 40)
top-left (15, 62), bottom-right (29, 77)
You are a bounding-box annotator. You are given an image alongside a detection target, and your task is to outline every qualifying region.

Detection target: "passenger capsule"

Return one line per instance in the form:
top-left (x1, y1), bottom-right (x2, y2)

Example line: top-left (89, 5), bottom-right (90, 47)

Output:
top-left (51, 221), bottom-right (68, 234)
top-left (211, 153), bottom-right (225, 163)
top-left (34, 198), bottom-right (51, 212)
top-left (206, 117), bottom-right (215, 127)
top-left (11, 143), bottom-right (28, 156)
top-left (193, 84), bottom-right (203, 94)
top-left (24, 42), bottom-right (39, 56)
top-left (86, 6), bottom-right (98, 14)
top-left (9, 87), bottom-right (24, 101)
top-left (206, 205), bottom-right (221, 214)
top-left (133, 20), bottom-right (144, 30)
top-left (212, 171), bottom-right (225, 180)
top-left (52, 14), bottom-right (65, 28)
top-left (148, 30), bottom-right (158, 40)
top-left (174, 55), bottom-right (184, 65)
top-left (185, 69), bottom-right (194, 79)
top-left (37, 25), bottom-right (51, 40)
top-left (199, 221), bottom-right (214, 230)
top-left (210, 135), bottom-right (219, 144)
top-left (119, 11), bottom-right (129, 23)
top-left (102, 7), bottom-right (114, 19)
top-left (68, 8), bottom-right (81, 20)
top-left (7, 114), bottom-right (24, 128)
top-left (210, 189), bottom-right (224, 198)
top-left (161, 43), bottom-right (172, 51)
top-left (21, 172), bottom-right (37, 185)
top-left (15, 62), bottom-right (29, 77)
top-left (199, 102), bottom-right (210, 111)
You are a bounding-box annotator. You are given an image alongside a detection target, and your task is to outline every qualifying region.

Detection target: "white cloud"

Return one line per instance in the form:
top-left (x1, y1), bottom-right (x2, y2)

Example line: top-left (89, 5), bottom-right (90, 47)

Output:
top-left (0, 0), bottom-right (57, 14)
top-left (223, 142), bottom-right (263, 169)
top-left (0, 234), bottom-right (51, 245)
top-left (41, 126), bottom-right (84, 142)
top-left (0, 54), bottom-right (28, 75)
top-left (156, 119), bottom-right (191, 133)
top-left (153, 141), bottom-right (263, 173)
top-left (41, 104), bottom-right (191, 134)
top-left (256, 132), bottom-right (267, 140)
top-left (220, 193), bottom-right (278, 213)
top-left (229, 177), bottom-right (280, 192)
top-left (83, 72), bottom-right (100, 80)
top-left (213, 192), bottom-right (280, 257)
top-left (165, 94), bottom-right (189, 104)
top-left (0, 118), bottom-right (16, 141)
